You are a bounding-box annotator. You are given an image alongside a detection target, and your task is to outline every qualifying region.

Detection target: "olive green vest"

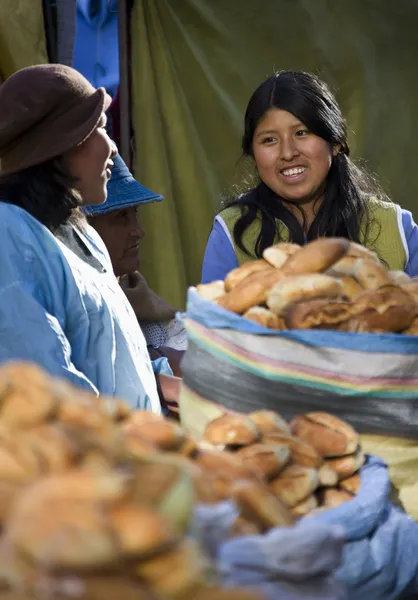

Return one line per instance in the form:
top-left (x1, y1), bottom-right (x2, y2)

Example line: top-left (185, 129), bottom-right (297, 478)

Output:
top-left (219, 197), bottom-right (407, 271)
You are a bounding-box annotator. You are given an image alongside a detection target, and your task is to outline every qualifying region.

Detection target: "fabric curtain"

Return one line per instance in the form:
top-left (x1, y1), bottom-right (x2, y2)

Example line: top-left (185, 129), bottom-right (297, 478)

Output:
top-left (129, 0), bottom-right (418, 309)
top-left (0, 0), bottom-right (48, 81)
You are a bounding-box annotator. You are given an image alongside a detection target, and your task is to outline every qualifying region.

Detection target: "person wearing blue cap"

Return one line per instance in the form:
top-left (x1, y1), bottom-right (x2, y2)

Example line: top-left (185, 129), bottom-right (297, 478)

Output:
top-left (85, 154), bottom-right (187, 378)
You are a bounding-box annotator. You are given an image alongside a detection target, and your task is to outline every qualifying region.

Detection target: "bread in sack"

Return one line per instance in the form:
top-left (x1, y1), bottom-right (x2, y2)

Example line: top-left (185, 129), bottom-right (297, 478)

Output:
top-left (203, 414), bottom-right (259, 447)
top-left (403, 316), bottom-right (418, 335)
top-left (248, 410), bottom-right (290, 435)
top-left (262, 242), bottom-right (301, 269)
top-left (325, 447), bottom-right (365, 480)
top-left (262, 432), bottom-right (323, 469)
top-left (317, 487), bottom-right (354, 508)
top-left (218, 269), bottom-right (284, 314)
top-left (231, 479), bottom-right (295, 530)
top-left (339, 473), bottom-right (361, 494)
top-left (352, 258), bottom-right (392, 290)
top-left (236, 443), bottom-right (290, 480)
top-left (224, 259), bottom-right (273, 292)
top-left (266, 274), bottom-right (342, 316)
top-left (290, 412), bottom-right (359, 458)
top-left (389, 270), bottom-right (411, 285)
top-left (196, 281), bottom-right (226, 302)
top-left (291, 493), bottom-right (318, 517)
top-left (284, 298), bottom-right (353, 330)
top-left (280, 237), bottom-right (350, 275)
top-left (346, 242), bottom-right (379, 261)
top-left (334, 275), bottom-right (364, 301)
top-left (243, 306), bottom-right (285, 329)
top-left (269, 464), bottom-right (319, 508)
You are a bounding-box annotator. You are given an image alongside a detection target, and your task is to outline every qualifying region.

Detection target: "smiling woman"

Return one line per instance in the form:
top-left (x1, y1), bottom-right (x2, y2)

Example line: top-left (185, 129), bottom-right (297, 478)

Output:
top-left (201, 71), bottom-right (418, 283)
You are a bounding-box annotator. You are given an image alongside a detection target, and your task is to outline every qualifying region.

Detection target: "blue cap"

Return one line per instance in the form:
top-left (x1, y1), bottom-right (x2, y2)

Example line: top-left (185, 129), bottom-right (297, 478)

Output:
top-left (84, 154), bottom-right (163, 216)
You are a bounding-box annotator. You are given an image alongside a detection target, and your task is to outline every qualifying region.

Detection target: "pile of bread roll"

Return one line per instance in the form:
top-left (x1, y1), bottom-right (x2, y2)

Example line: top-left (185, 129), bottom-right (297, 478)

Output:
top-left (197, 237), bottom-right (418, 334)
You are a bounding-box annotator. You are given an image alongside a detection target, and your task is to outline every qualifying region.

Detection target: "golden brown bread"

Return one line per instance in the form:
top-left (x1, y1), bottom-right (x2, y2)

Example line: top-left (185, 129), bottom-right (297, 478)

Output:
top-left (194, 450), bottom-right (255, 500)
top-left (269, 464), bottom-right (319, 508)
top-left (291, 494), bottom-right (318, 517)
top-left (236, 443), bottom-right (290, 480)
top-left (334, 276), bottom-right (364, 301)
top-left (224, 259), bottom-right (273, 292)
top-left (352, 258), bottom-right (392, 290)
top-left (330, 256), bottom-right (359, 277)
top-left (339, 473), bottom-right (361, 495)
top-left (400, 280), bottom-right (418, 304)
top-left (403, 316), bottom-right (418, 335)
top-left (203, 415), bottom-right (259, 447)
top-left (346, 242), bottom-right (379, 261)
top-left (317, 463), bottom-right (339, 487)
top-left (248, 410), bottom-right (290, 435)
top-left (280, 238), bottom-right (350, 275)
top-left (325, 447), bottom-right (365, 480)
top-left (231, 479), bottom-right (295, 530)
top-left (290, 413), bottom-right (359, 458)
top-left (344, 285), bottom-right (417, 333)
top-left (218, 269), bottom-right (284, 314)
top-left (317, 487), bottom-right (354, 508)
top-left (196, 281), bottom-right (226, 302)
top-left (267, 274), bottom-right (342, 316)
top-left (262, 432), bottom-right (323, 469)
top-left (284, 298), bottom-right (352, 330)
top-left (262, 243), bottom-right (301, 269)
top-left (242, 306), bottom-right (285, 329)
top-left (123, 419), bottom-right (187, 452)
top-left (388, 270), bottom-right (411, 285)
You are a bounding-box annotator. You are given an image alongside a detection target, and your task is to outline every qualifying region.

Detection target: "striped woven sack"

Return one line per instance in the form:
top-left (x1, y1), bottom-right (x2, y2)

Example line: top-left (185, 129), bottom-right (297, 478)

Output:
top-left (180, 288), bottom-right (418, 519)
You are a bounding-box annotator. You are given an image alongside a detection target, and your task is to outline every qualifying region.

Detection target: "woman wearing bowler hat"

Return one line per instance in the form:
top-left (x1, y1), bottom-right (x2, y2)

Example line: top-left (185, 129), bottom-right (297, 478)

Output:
top-left (0, 63), bottom-right (171, 412)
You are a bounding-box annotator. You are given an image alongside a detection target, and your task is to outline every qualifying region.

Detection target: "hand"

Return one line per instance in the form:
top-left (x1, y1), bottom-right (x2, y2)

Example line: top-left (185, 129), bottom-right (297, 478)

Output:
top-left (156, 373), bottom-right (181, 417)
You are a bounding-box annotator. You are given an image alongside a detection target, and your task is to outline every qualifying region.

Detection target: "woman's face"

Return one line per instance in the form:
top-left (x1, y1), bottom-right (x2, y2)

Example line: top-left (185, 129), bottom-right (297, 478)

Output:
top-left (65, 114), bottom-right (116, 206)
top-left (252, 108), bottom-right (336, 206)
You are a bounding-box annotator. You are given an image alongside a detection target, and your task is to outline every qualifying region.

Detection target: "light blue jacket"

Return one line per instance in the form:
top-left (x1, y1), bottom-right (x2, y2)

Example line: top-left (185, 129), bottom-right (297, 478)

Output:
top-left (0, 202), bottom-right (162, 412)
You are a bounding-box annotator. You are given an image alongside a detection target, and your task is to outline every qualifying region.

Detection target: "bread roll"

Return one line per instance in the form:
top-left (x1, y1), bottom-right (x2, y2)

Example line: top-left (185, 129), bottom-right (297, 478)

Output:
top-left (330, 256), bottom-right (359, 277)
top-left (267, 274), bottom-right (342, 316)
top-left (194, 450), bottom-right (255, 500)
top-left (352, 258), bottom-right (392, 290)
top-left (124, 419), bottom-right (187, 452)
top-left (248, 410), bottom-right (290, 435)
top-left (403, 316), bottom-right (418, 335)
top-left (318, 463), bottom-right (339, 487)
top-left (345, 285), bottom-right (417, 333)
top-left (280, 238), bottom-right (350, 275)
top-left (400, 280), bottom-right (418, 304)
top-left (236, 443), bottom-right (290, 480)
top-left (243, 306), bottom-right (285, 329)
top-left (262, 432), bottom-right (322, 469)
top-left (317, 487), bottom-right (354, 508)
top-left (346, 242), bottom-right (379, 261)
top-left (262, 242), bottom-right (301, 269)
top-left (335, 276), bottom-right (364, 301)
top-left (224, 260), bottom-right (273, 292)
top-left (284, 298), bottom-right (352, 330)
top-left (231, 479), bottom-right (295, 530)
top-left (325, 447), bottom-right (365, 480)
top-left (291, 494), bottom-right (318, 517)
top-left (339, 473), bottom-right (361, 495)
top-left (196, 281), bottom-right (226, 302)
top-left (389, 270), bottom-right (410, 285)
top-left (218, 269), bottom-right (284, 314)
top-left (269, 465), bottom-right (319, 508)
top-left (290, 413), bottom-right (359, 458)
top-left (203, 415), bottom-right (259, 447)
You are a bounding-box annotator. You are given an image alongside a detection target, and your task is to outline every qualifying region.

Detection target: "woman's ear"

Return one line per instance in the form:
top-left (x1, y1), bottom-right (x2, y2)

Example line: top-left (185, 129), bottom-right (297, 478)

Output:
top-left (332, 143), bottom-right (342, 157)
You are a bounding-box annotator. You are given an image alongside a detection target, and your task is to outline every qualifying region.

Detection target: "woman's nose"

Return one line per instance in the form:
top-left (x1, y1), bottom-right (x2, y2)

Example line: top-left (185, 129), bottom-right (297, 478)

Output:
top-left (280, 137), bottom-right (299, 161)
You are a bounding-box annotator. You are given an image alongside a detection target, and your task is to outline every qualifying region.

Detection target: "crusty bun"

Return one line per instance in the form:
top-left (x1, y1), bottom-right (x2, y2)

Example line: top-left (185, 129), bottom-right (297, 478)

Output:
top-left (262, 432), bottom-right (322, 469)
top-left (317, 463), bottom-right (339, 487)
top-left (346, 242), bottom-right (379, 261)
top-left (400, 280), bottom-right (418, 304)
top-left (330, 256), bottom-right (359, 277)
top-left (290, 413), bottom-right (359, 458)
top-left (403, 315), bottom-right (418, 335)
top-left (352, 258), bottom-right (392, 290)
top-left (334, 276), bottom-right (364, 301)
top-left (124, 419), bottom-right (187, 452)
top-left (196, 281), bottom-right (226, 302)
top-left (317, 487), bottom-right (354, 508)
top-left (262, 243), bottom-right (301, 269)
top-left (280, 237), bottom-right (350, 275)
top-left (218, 269), bottom-right (284, 314)
top-left (224, 260), bottom-right (273, 292)
top-left (269, 465), bottom-right (319, 508)
top-left (231, 479), bottom-right (295, 530)
top-left (194, 450), bottom-right (255, 500)
top-left (203, 415), bottom-right (259, 447)
top-left (339, 472), bottom-right (361, 495)
top-left (248, 410), bottom-right (290, 435)
top-left (242, 306), bottom-right (285, 329)
top-left (344, 285), bottom-right (417, 333)
top-left (325, 447), bottom-right (365, 480)
top-left (291, 494), bottom-right (318, 517)
top-left (267, 274), bottom-right (342, 316)
top-left (284, 298), bottom-right (352, 330)
top-left (236, 443), bottom-right (290, 480)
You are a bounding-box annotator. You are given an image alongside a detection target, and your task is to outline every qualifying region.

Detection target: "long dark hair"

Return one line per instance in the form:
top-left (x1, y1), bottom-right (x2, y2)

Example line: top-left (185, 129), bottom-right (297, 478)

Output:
top-left (224, 71), bottom-right (385, 257)
top-left (0, 157), bottom-right (85, 232)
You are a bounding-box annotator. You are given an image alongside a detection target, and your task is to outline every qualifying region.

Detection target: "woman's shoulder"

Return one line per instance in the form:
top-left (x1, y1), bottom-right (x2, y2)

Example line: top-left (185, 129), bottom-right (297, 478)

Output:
top-left (364, 195), bottom-right (400, 211)
top-left (0, 202), bottom-right (54, 252)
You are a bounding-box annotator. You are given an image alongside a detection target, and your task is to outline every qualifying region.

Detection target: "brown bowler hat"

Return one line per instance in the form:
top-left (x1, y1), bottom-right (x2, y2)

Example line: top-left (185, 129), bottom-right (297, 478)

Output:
top-left (0, 64), bottom-right (112, 175)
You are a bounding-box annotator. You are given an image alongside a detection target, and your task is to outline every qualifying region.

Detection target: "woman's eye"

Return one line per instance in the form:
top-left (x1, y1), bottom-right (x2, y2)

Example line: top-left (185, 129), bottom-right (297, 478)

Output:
top-left (295, 129), bottom-right (309, 137)
top-left (262, 136), bottom-right (276, 144)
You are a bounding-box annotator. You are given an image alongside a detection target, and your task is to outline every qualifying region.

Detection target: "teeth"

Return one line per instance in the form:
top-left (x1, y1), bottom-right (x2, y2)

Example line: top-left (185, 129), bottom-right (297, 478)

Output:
top-left (282, 167), bottom-right (306, 176)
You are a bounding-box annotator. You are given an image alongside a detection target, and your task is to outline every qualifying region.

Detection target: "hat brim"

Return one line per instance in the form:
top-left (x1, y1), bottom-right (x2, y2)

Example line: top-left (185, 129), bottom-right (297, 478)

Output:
top-left (84, 177), bottom-right (163, 216)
